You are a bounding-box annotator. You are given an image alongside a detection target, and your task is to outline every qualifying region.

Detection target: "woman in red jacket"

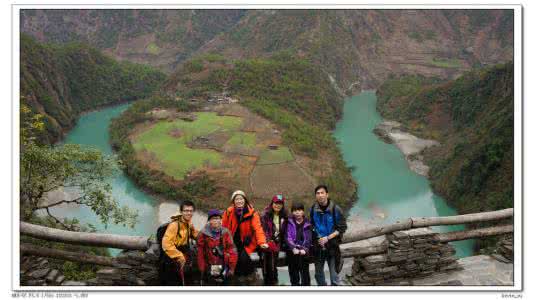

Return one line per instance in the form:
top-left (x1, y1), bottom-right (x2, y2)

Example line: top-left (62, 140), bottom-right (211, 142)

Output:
top-left (222, 190), bottom-right (268, 284)
top-left (197, 209), bottom-right (237, 286)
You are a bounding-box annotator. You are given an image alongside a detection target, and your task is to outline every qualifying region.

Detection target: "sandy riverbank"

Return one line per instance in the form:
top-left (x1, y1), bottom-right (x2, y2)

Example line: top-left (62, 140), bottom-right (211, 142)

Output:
top-left (373, 120), bottom-right (439, 177)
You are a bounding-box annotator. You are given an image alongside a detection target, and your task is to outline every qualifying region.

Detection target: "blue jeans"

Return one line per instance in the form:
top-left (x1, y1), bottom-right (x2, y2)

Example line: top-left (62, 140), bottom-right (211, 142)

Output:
top-left (314, 250), bottom-right (339, 286)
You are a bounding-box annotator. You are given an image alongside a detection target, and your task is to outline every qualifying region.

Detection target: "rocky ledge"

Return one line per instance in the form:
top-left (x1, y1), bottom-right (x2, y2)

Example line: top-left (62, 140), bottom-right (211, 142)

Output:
top-left (373, 120), bottom-right (439, 177)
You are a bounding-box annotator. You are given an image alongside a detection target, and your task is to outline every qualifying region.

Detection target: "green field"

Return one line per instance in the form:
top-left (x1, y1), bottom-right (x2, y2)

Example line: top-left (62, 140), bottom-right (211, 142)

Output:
top-left (256, 146), bottom-right (294, 165)
top-left (226, 132), bottom-right (257, 148)
top-left (146, 42), bottom-right (161, 55)
top-left (429, 57), bottom-right (463, 68)
top-left (133, 112), bottom-right (242, 179)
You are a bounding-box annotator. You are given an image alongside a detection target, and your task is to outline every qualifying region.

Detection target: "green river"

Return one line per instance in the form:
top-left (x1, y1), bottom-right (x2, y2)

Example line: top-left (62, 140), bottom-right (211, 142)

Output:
top-left (51, 104), bottom-right (158, 245)
top-left (333, 91), bottom-right (473, 257)
top-left (54, 91), bottom-right (473, 257)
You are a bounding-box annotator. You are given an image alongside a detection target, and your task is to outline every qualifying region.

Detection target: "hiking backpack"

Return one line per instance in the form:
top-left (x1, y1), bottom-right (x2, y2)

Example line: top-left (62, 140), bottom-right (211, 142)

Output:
top-left (156, 222), bottom-right (177, 263)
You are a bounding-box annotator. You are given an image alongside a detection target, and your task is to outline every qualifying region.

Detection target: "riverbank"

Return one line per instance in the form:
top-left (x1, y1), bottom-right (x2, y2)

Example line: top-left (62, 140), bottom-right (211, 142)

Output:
top-left (373, 120), bottom-right (440, 177)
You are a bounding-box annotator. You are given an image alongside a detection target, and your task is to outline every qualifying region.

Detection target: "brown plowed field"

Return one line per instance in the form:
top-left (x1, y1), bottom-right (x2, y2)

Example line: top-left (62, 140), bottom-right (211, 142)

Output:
top-left (250, 161), bottom-right (316, 199)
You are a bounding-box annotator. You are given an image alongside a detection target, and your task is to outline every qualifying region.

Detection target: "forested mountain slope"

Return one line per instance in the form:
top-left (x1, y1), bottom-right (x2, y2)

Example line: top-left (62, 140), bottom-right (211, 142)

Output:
top-left (21, 34), bottom-right (166, 143)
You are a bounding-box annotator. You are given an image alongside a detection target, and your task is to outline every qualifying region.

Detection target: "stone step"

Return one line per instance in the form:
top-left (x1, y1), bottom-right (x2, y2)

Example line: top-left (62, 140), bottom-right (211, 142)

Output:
top-left (61, 281), bottom-right (87, 286)
top-left (28, 268), bottom-right (50, 279)
top-left (45, 269), bottom-right (60, 282)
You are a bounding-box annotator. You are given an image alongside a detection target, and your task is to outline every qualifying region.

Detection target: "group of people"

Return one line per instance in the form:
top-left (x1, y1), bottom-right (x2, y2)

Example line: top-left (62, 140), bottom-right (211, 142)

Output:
top-left (158, 185), bottom-right (347, 286)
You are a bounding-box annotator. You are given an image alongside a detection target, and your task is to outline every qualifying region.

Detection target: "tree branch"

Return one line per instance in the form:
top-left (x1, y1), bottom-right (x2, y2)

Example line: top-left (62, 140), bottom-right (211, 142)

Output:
top-left (36, 196), bottom-right (84, 210)
top-left (43, 184), bottom-right (66, 193)
top-left (44, 208), bottom-right (77, 231)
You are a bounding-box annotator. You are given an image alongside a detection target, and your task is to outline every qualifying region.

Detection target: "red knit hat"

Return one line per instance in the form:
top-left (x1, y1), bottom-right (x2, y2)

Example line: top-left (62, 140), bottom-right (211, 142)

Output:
top-left (272, 194), bottom-right (286, 204)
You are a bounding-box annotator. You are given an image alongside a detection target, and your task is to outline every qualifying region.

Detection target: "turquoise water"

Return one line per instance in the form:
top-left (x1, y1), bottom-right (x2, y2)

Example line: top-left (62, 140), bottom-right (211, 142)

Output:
top-left (333, 91), bottom-right (473, 257)
top-left (51, 103), bottom-right (158, 253)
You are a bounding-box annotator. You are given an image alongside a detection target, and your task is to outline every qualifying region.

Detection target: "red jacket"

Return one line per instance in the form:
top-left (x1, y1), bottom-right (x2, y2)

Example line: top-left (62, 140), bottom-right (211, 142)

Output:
top-left (197, 225), bottom-right (237, 274)
top-left (222, 205), bottom-right (266, 254)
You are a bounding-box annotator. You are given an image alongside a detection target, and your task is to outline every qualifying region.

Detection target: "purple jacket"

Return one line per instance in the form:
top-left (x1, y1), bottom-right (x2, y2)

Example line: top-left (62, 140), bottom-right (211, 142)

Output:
top-left (285, 216), bottom-right (312, 253)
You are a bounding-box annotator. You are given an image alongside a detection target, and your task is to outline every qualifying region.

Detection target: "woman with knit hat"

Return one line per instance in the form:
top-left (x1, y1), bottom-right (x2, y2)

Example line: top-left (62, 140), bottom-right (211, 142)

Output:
top-left (259, 194), bottom-right (289, 285)
top-left (197, 209), bottom-right (237, 286)
top-left (222, 190), bottom-right (268, 284)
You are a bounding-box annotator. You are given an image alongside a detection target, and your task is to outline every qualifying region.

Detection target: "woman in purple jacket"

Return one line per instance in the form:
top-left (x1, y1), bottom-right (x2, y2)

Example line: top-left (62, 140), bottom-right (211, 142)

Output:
top-left (285, 202), bottom-right (312, 286)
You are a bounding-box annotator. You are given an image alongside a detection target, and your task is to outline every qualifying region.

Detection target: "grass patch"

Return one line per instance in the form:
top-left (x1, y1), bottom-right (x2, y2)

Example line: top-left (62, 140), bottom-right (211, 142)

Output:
top-left (257, 146), bottom-right (294, 165)
top-left (408, 30), bottom-right (436, 42)
top-left (146, 42), bottom-right (161, 55)
top-left (133, 112), bottom-right (242, 179)
top-left (226, 132), bottom-right (256, 148)
top-left (429, 57), bottom-right (463, 68)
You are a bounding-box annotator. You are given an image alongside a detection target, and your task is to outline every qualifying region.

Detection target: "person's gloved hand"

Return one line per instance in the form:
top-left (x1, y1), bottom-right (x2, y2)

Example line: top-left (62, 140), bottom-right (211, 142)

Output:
top-left (292, 248), bottom-right (300, 255)
top-left (299, 249), bottom-right (306, 255)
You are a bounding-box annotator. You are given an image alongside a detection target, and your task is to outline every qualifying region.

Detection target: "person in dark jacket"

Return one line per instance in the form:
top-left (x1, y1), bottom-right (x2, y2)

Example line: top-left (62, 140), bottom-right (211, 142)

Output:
top-left (197, 209), bottom-right (238, 286)
top-left (285, 202), bottom-right (312, 286)
top-left (310, 185), bottom-right (347, 286)
top-left (260, 194), bottom-right (288, 285)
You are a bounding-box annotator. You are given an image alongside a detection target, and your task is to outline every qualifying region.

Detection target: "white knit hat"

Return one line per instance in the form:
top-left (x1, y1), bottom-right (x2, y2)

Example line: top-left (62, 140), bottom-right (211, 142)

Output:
top-left (231, 190), bottom-right (247, 202)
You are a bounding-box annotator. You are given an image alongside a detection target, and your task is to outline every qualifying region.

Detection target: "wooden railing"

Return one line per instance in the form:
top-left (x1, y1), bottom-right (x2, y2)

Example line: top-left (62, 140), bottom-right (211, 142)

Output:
top-left (19, 208), bottom-right (514, 266)
top-left (342, 208), bottom-right (513, 243)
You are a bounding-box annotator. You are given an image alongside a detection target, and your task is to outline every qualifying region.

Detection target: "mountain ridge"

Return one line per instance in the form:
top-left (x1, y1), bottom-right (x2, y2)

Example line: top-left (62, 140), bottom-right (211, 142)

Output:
top-left (21, 9), bottom-right (513, 91)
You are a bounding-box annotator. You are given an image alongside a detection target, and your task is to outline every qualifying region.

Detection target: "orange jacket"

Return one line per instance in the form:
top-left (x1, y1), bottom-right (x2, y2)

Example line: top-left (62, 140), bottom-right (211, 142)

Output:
top-left (222, 205), bottom-right (266, 255)
top-left (162, 215), bottom-right (198, 263)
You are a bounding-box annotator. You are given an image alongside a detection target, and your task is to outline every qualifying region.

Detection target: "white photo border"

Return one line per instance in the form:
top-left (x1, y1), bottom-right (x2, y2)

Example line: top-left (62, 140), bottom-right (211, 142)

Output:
top-left (11, 2), bottom-right (523, 293)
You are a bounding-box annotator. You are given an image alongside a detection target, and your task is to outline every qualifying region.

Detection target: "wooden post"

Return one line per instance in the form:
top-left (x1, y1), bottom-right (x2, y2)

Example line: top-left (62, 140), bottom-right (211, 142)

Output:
top-left (341, 219), bottom-right (413, 243)
top-left (434, 225), bottom-right (514, 243)
top-left (20, 222), bottom-right (149, 250)
top-left (340, 242), bottom-right (389, 258)
top-left (411, 208), bottom-right (513, 227)
top-left (20, 243), bottom-right (116, 266)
